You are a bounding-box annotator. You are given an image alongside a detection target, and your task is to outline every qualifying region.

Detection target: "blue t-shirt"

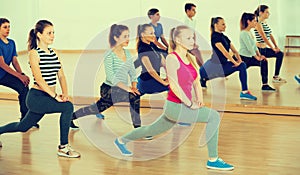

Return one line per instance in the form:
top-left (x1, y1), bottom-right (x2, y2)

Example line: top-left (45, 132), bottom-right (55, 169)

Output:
top-left (150, 23), bottom-right (163, 41)
top-left (0, 38), bottom-right (17, 79)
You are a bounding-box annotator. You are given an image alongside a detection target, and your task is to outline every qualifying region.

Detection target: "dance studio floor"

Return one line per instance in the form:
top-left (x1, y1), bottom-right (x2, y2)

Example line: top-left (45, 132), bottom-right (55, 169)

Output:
top-left (0, 52), bottom-right (299, 174)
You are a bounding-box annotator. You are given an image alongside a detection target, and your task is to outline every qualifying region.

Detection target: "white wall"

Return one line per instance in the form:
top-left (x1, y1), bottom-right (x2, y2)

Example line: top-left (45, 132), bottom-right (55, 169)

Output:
top-left (2, 0), bottom-right (295, 51)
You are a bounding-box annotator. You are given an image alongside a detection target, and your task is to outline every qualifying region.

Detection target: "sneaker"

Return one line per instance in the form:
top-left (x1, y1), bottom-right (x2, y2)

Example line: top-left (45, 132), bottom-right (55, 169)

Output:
top-left (200, 78), bottom-right (207, 89)
top-left (70, 121), bottom-right (79, 130)
top-left (177, 122), bottom-right (191, 126)
top-left (57, 144), bottom-right (81, 158)
top-left (295, 75), bottom-right (300, 84)
top-left (206, 157), bottom-right (234, 171)
top-left (96, 113), bottom-right (105, 119)
top-left (32, 124), bottom-right (40, 129)
top-left (262, 85), bottom-right (276, 92)
top-left (272, 76), bottom-right (287, 83)
top-left (240, 91), bottom-right (257, 100)
top-left (114, 138), bottom-right (132, 156)
top-left (143, 136), bottom-right (153, 140)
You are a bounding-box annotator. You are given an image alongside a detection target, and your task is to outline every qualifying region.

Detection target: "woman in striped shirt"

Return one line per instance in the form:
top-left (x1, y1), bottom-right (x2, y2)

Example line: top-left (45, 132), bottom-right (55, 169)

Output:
top-left (0, 20), bottom-right (80, 158)
top-left (254, 5), bottom-right (286, 83)
top-left (72, 24), bottom-right (142, 128)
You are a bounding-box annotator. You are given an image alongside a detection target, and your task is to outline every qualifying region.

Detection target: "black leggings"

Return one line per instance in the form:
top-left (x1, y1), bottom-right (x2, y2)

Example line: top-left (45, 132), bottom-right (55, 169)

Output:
top-left (73, 83), bottom-right (141, 128)
top-left (0, 88), bottom-right (73, 145)
top-left (258, 48), bottom-right (284, 76)
top-left (241, 55), bottom-right (268, 84)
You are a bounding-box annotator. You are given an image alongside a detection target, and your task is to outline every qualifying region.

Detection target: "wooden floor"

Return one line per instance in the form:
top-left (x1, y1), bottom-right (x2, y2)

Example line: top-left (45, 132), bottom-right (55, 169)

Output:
top-left (0, 52), bottom-right (300, 174)
top-left (0, 100), bottom-right (300, 175)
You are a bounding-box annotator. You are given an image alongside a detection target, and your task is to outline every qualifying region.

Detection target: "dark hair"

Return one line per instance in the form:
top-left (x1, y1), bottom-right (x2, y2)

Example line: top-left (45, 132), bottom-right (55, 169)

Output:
top-left (147, 8), bottom-right (159, 18)
top-left (0, 18), bottom-right (9, 27)
top-left (240, 13), bottom-right (256, 30)
top-left (108, 24), bottom-right (129, 48)
top-left (185, 3), bottom-right (196, 12)
top-left (210, 17), bottom-right (223, 37)
top-left (254, 5), bottom-right (269, 16)
top-left (169, 25), bottom-right (197, 69)
top-left (28, 20), bottom-right (53, 51)
top-left (136, 23), bottom-right (152, 51)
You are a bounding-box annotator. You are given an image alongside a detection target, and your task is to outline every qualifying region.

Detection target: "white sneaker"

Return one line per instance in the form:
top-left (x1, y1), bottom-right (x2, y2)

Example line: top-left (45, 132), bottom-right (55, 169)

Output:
top-left (57, 144), bottom-right (81, 158)
top-left (272, 76), bottom-right (287, 83)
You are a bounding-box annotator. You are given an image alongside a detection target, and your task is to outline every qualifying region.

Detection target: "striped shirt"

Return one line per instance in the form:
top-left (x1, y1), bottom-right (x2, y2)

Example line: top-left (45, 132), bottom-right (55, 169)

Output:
top-left (104, 49), bottom-right (137, 86)
top-left (34, 48), bottom-right (61, 86)
top-left (254, 21), bottom-right (272, 43)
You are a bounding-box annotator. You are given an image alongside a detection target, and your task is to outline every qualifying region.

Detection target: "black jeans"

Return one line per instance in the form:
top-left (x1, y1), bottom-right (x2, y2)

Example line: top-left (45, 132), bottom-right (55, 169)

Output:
top-left (241, 55), bottom-right (268, 84)
top-left (0, 73), bottom-right (29, 118)
top-left (258, 48), bottom-right (284, 76)
top-left (0, 88), bottom-right (73, 145)
top-left (73, 83), bottom-right (141, 128)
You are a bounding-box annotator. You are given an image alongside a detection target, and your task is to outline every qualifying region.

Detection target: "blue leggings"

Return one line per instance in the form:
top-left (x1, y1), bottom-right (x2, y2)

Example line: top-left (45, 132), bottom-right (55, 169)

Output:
top-left (200, 60), bottom-right (248, 91)
top-left (137, 77), bottom-right (169, 95)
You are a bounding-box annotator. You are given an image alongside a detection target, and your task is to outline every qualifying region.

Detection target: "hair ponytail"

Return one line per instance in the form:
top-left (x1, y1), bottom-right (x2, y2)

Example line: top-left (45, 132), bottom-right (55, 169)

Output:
top-left (169, 25), bottom-right (198, 69)
top-left (210, 17), bottom-right (223, 38)
top-left (136, 23), bottom-right (151, 51)
top-left (240, 12), bottom-right (256, 30)
top-left (27, 20), bottom-right (53, 51)
top-left (254, 5), bottom-right (269, 17)
top-left (168, 27), bottom-right (176, 53)
top-left (28, 29), bottom-right (37, 51)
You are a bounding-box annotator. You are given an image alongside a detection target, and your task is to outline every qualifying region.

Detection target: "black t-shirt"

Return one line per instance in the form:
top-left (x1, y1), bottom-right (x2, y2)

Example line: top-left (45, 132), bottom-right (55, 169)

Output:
top-left (138, 41), bottom-right (162, 80)
top-left (210, 31), bottom-right (231, 64)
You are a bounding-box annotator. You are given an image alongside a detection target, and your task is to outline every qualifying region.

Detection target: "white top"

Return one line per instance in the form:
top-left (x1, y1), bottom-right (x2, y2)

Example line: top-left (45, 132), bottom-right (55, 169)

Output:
top-left (183, 15), bottom-right (196, 30)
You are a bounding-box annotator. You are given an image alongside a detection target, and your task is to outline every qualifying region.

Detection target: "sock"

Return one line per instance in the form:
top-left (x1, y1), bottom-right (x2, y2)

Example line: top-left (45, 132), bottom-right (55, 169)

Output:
top-left (208, 157), bottom-right (218, 162)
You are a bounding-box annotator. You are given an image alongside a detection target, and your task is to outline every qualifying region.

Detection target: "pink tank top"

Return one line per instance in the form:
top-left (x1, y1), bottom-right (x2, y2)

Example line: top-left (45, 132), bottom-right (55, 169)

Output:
top-left (167, 52), bottom-right (198, 103)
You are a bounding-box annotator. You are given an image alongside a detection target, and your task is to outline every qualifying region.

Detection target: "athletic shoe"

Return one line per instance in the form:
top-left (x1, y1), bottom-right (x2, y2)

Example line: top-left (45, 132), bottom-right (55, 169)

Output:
top-left (200, 78), bottom-right (207, 89)
top-left (206, 157), bottom-right (234, 171)
top-left (57, 144), bottom-right (81, 158)
top-left (114, 138), bottom-right (132, 156)
top-left (262, 85), bottom-right (276, 92)
top-left (272, 76), bottom-right (287, 83)
top-left (177, 122), bottom-right (191, 127)
top-left (240, 91), bottom-right (257, 100)
top-left (70, 121), bottom-right (79, 130)
top-left (143, 136), bottom-right (153, 140)
top-left (32, 124), bottom-right (40, 129)
top-left (295, 75), bottom-right (300, 84)
top-left (96, 113), bottom-right (105, 119)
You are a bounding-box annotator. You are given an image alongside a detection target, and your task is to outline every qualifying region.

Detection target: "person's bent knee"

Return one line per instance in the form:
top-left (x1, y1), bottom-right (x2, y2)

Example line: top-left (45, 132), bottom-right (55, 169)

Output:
top-left (19, 126), bottom-right (31, 132)
top-left (209, 109), bottom-right (221, 122)
top-left (64, 101), bottom-right (74, 113)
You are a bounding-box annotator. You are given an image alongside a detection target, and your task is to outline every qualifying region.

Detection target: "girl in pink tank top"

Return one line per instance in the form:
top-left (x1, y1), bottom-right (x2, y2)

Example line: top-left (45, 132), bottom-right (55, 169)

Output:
top-left (115, 25), bottom-right (234, 171)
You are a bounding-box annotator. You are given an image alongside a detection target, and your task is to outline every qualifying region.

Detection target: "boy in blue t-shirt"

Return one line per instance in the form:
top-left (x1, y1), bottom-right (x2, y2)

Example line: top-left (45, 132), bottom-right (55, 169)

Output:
top-left (147, 8), bottom-right (168, 54)
top-left (0, 18), bottom-right (38, 127)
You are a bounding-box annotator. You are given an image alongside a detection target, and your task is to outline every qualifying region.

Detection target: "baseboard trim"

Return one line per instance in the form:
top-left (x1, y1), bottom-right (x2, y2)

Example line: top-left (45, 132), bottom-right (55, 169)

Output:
top-left (1, 92), bottom-right (299, 116)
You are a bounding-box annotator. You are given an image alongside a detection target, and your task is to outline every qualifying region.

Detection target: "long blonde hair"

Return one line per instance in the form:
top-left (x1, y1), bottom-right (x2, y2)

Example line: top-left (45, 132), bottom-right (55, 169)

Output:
top-left (169, 25), bottom-right (198, 70)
